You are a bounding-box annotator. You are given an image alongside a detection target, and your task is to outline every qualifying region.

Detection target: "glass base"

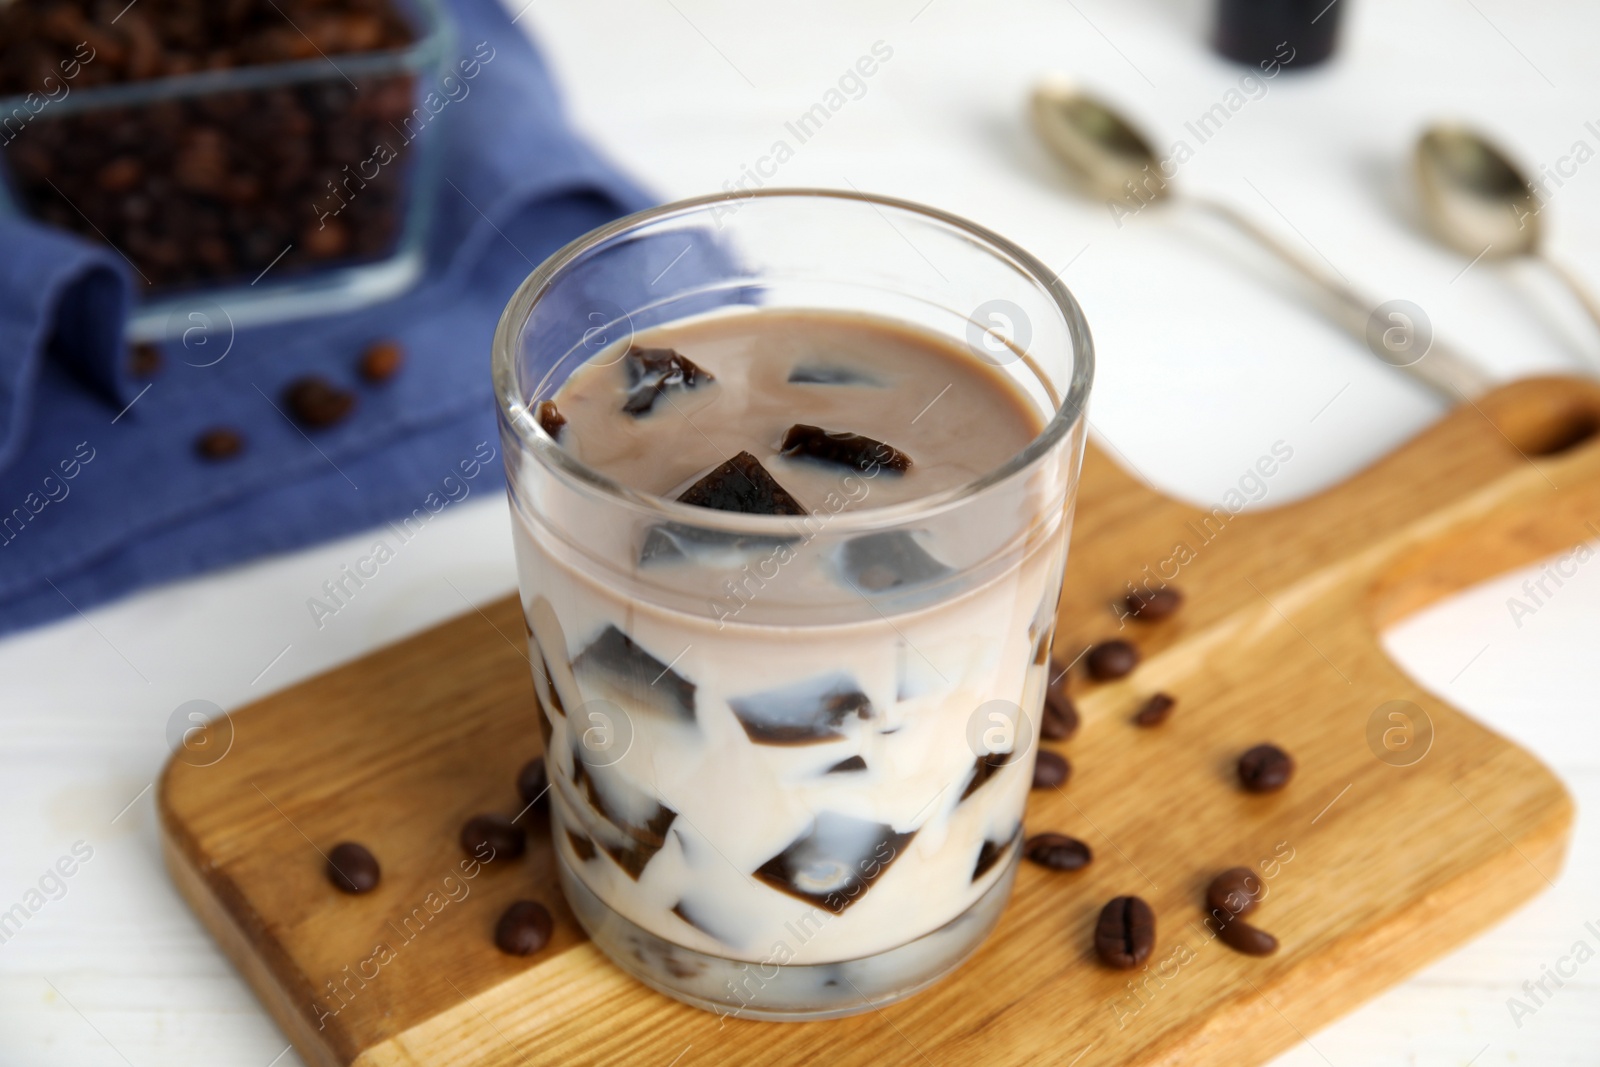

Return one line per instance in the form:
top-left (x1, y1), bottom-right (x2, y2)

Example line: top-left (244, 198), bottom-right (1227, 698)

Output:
top-left (126, 245), bottom-right (426, 343)
top-left (557, 849), bottom-right (1018, 1021)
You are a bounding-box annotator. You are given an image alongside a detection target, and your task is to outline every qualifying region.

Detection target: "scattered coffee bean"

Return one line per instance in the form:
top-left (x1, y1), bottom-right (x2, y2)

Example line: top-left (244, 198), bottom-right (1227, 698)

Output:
top-left (516, 758), bottom-right (549, 807)
top-left (1206, 867), bottom-right (1265, 919)
top-left (358, 339), bottom-right (403, 383)
top-left (1094, 895), bottom-right (1155, 969)
top-left (194, 427), bottom-right (244, 461)
top-left (460, 814), bottom-right (526, 862)
top-left (493, 900), bottom-right (553, 956)
top-left (1237, 743), bottom-right (1295, 793)
top-left (1023, 832), bottom-right (1092, 871)
top-left (128, 342), bottom-right (163, 378)
top-left (1217, 918), bottom-right (1279, 956)
top-left (1085, 639), bottom-right (1139, 681)
top-left (283, 376), bottom-right (356, 430)
top-left (536, 400), bottom-right (566, 439)
top-left (1042, 669), bottom-right (1079, 741)
top-left (1132, 692), bottom-right (1175, 727)
top-left (325, 841), bottom-right (379, 894)
top-left (1032, 750), bottom-right (1070, 790)
top-left (1125, 586), bottom-right (1182, 622)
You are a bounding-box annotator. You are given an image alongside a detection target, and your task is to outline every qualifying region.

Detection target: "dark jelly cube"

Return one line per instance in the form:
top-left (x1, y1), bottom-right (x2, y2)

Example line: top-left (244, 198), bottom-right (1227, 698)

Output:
top-left (728, 672), bottom-right (872, 745)
top-left (825, 755), bottom-right (868, 774)
top-left (621, 346), bottom-right (714, 416)
top-left (672, 895), bottom-right (748, 948)
top-left (572, 755), bottom-right (678, 849)
top-left (959, 748), bottom-right (1022, 802)
top-left (972, 827), bottom-right (1020, 882)
top-left (565, 828), bottom-right (597, 862)
top-left (837, 531), bottom-right (952, 593)
top-left (754, 812), bottom-right (915, 913)
top-left (536, 400), bottom-right (566, 439)
top-left (787, 364), bottom-right (882, 386)
top-left (638, 522), bottom-right (795, 567)
top-left (573, 625), bottom-right (696, 723)
top-left (677, 451), bottom-right (806, 516)
top-left (780, 424), bottom-right (911, 474)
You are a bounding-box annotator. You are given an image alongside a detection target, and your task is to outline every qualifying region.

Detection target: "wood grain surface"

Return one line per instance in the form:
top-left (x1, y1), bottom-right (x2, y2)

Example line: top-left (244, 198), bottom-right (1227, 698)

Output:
top-left (158, 376), bottom-right (1600, 1067)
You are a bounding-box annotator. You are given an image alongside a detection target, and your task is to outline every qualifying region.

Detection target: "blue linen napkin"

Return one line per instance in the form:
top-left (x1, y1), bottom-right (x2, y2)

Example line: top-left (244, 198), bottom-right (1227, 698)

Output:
top-left (0, 0), bottom-right (656, 635)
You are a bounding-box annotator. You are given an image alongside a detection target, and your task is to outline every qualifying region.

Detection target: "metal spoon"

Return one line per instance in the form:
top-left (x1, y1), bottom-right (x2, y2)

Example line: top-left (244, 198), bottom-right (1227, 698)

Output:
top-left (1029, 80), bottom-right (1493, 400)
top-left (1415, 124), bottom-right (1600, 372)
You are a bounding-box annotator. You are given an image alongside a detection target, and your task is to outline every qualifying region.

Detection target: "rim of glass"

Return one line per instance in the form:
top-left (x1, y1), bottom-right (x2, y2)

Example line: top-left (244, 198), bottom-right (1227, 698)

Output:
top-left (492, 188), bottom-right (1094, 532)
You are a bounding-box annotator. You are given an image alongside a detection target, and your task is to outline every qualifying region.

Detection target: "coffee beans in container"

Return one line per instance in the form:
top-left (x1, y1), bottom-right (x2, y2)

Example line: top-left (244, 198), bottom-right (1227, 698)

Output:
top-left (0, 0), bottom-right (436, 294)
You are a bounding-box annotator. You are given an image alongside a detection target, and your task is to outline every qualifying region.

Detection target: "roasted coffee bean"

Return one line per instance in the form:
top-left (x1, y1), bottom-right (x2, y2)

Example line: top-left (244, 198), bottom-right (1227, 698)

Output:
top-left (1094, 895), bottom-right (1155, 969)
top-left (1085, 639), bottom-right (1139, 681)
top-left (1217, 918), bottom-right (1279, 956)
top-left (1042, 668), bottom-right (1079, 740)
top-left (1125, 586), bottom-right (1182, 622)
top-left (1032, 750), bottom-right (1070, 790)
top-left (194, 427), bottom-right (245, 460)
top-left (460, 814), bottom-right (526, 861)
top-left (516, 758), bottom-right (549, 807)
top-left (1206, 866), bottom-right (1264, 919)
top-left (1237, 743), bottom-right (1295, 793)
top-left (1023, 832), bottom-right (1092, 871)
top-left (129, 342), bottom-right (163, 378)
top-left (1132, 692), bottom-right (1175, 727)
top-left (302, 217), bottom-right (352, 259)
top-left (325, 841), bottom-right (379, 894)
top-left (494, 900), bottom-right (553, 956)
top-left (283, 376), bottom-right (356, 429)
top-left (358, 339), bottom-right (403, 383)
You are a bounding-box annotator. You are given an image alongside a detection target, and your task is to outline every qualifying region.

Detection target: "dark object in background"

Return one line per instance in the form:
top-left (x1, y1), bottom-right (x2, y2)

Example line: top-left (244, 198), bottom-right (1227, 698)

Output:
top-left (0, 0), bottom-right (422, 293)
top-left (1212, 0), bottom-right (1344, 71)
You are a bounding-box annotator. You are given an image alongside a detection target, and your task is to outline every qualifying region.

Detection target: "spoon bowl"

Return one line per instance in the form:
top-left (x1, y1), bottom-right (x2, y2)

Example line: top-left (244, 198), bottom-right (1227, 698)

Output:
top-left (1029, 80), bottom-right (1169, 201)
top-left (1415, 125), bottom-right (1541, 257)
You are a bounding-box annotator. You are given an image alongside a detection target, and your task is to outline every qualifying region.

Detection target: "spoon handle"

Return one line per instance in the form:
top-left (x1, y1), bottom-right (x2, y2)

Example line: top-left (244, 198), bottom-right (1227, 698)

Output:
top-left (1188, 196), bottom-right (1495, 401)
top-left (1538, 254), bottom-right (1600, 373)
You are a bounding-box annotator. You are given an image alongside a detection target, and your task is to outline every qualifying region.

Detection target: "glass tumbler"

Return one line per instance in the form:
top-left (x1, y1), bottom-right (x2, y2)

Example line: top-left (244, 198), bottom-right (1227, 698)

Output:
top-left (493, 189), bottom-right (1092, 1020)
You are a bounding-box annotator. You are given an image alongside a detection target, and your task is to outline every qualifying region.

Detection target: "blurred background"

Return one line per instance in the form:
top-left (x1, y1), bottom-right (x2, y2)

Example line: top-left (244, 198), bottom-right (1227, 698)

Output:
top-left (1, 0), bottom-right (1596, 1063)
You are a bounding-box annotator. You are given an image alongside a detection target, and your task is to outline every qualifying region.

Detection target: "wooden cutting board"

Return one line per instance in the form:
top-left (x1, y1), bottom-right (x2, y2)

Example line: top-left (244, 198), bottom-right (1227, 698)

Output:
top-left (159, 375), bottom-right (1598, 1067)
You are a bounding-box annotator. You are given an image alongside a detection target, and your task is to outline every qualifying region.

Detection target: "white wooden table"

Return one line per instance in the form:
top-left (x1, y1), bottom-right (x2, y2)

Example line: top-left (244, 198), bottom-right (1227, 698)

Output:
top-left (2, 0), bottom-right (1597, 1063)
